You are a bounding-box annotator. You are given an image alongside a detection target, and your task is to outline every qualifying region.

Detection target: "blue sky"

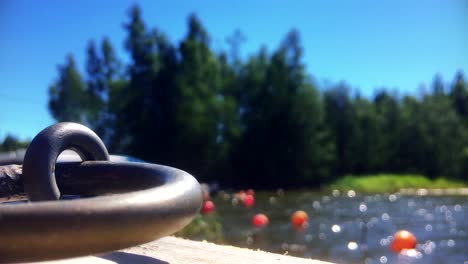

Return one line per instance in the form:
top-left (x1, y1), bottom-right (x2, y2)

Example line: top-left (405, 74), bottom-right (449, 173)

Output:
top-left (0, 0), bottom-right (467, 140)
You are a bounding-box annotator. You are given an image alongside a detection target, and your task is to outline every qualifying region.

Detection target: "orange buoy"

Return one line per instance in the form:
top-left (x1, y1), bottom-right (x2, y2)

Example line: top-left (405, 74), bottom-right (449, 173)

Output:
top-left (291, 210), bottom-right (308, 228)
top-left (252, 213), bottom-right (269, 228)
top-left (201, 200), bottom-right (215, 214)
top-left (243, 194), bottom-right (255, 208)
top-left (390, 230), bottom-right (417, 253)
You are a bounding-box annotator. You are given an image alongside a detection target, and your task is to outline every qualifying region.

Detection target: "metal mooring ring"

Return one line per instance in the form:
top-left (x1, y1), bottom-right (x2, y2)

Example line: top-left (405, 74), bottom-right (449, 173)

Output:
top-left (0, 162), bottom-right (202, 263)
top-left (23, 122), bottom-right (109, 201)
top-left (0, 123), bottom-right (203, 263)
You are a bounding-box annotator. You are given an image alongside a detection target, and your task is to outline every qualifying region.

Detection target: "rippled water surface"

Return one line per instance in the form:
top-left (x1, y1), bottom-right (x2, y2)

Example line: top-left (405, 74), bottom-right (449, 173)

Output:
top-left (211, 191), bottom-right (467, 264)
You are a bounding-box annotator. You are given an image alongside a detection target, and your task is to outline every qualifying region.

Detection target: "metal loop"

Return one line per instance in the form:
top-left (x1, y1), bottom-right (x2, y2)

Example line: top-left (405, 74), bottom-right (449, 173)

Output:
top-left (1, 122), bottom-right (202, 263)
top-left (22, 122), bottom-right (109, 201)
top-left (0, 161), bottom-right (202, 263)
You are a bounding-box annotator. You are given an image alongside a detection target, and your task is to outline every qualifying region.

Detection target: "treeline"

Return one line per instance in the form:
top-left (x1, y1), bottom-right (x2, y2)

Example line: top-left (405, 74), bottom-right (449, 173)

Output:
top-left (47, 6), bottom-right (468, 187)
top-left (0, 135), bottom-right (29, 152)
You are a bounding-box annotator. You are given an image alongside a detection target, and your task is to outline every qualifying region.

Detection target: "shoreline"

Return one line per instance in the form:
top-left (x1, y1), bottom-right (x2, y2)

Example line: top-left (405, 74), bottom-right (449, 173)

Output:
top-left (399, 187), bottom-right (468, 196)
top-left (326, 174), bottom-right (467, 194)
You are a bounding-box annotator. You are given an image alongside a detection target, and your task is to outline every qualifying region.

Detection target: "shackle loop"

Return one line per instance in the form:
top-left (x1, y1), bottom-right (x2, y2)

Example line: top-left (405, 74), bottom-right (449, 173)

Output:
top-left (22, 122), bottom-right (109, 201)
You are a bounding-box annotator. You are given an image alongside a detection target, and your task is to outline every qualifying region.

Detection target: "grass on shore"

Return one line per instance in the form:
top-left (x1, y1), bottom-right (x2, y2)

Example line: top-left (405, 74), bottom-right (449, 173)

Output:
top-left (175, 214), bottom-right (224, 243)
top-left (329, 174), bottom-right (467, 193)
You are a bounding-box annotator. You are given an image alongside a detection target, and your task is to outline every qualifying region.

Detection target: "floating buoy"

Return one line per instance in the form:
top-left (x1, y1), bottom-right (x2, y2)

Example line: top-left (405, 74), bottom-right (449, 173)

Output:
top-left (252, 213), bottom-right (269, 228)
top-left (243, 194), bottom-right (255, 208)
top-left (291, 210), bottom-right (308, 228)
top-left (247, 189), bottom-right (255, 195)
top-left (390, 230), bottom-right (416, 253)
top-left (201, 200), bottom-right (215, 214)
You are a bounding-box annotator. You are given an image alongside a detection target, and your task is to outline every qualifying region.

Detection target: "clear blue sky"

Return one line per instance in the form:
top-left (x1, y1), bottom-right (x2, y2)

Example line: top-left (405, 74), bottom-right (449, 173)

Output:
top-left (1, 0), bottom-right (467, 140)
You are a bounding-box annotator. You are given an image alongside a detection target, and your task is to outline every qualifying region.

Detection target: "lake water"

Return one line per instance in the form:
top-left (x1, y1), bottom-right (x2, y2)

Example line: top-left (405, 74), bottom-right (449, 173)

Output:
top-left (210, 190), bottom-right (467, 264)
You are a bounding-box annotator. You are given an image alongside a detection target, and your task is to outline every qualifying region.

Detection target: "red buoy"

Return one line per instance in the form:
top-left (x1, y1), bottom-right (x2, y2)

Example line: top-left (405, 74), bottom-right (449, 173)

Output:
top-left (291, 210), bottom-right (308, 228)
top-left (201, 200), bottom-right (215, 214)
top-left (390, 230), bottom-right (417, 253)
top-left (252, 213), bottom-right (269, 228)
top-left (243, 194), bottom-right (255, 208)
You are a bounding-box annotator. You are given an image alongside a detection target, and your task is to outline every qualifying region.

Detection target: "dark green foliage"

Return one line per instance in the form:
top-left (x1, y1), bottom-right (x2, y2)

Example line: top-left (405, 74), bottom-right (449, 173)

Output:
top-left (373, 91), bottom-right (400, 172)
top-left (450, 71), bottom-right (468, 122)
top-left (232, 31), bottom-right (335, 188)
top-left (323, 84), bottom-right (355, 176)
top-left (48, 55), bottom-right (87, 122)
top-left (84, 38), bottom-right (121, 145)
top-left (46, 5), bottom-right (468, 187)
top-left (173, 14), bottom-right (221, 180)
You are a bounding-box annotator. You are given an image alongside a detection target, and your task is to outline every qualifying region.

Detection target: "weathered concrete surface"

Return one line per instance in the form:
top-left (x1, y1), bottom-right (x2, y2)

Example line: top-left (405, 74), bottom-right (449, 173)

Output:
top-left (28, 236), bottom-right (334, 264)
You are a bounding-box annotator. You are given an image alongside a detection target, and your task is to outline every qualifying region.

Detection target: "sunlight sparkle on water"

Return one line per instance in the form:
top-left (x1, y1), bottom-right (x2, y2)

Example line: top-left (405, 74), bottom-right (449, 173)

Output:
top-left (312, 201), bottom-right (321, 209)
top-left (347, 241), bottom-right (358, 250)
top-left (447, 239), bottom-right (455, 247)
top-left (331, 224), bottom-right (341, 233)
top-left (421, 240), bottom-right (436, 254)
top-left (401, 249), bottom-right (423, 259)
top-left (332, 189), bottom-right (340, 197)
top-left (359, 203), bottom-right (367, 212)
top-left (379, 238), bottom-right (389, 246)
top-left (381, 213), bottom-right (390, 221)
top-left (379, 256), bottom-right (387, 263)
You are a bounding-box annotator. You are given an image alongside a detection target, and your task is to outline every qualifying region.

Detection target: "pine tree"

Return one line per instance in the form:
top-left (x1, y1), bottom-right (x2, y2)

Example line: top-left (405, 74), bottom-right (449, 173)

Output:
top-left (48, 55), bottom-right (86, 122)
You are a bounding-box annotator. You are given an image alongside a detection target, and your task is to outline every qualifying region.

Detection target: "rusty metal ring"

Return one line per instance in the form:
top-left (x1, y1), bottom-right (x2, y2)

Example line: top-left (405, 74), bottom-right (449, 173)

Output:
top-left (23, 122), bottom-right (109, 201)
top-left (0, 161), bottom-right (202, 263)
